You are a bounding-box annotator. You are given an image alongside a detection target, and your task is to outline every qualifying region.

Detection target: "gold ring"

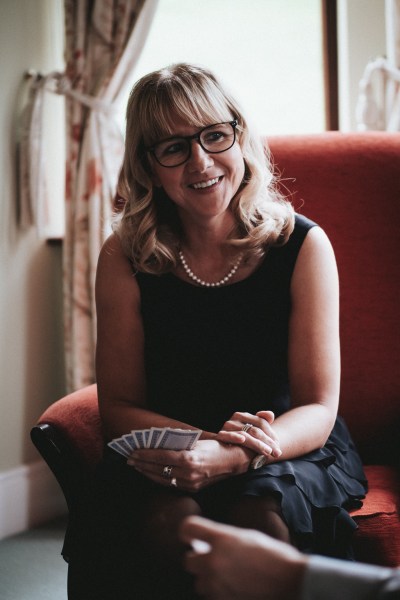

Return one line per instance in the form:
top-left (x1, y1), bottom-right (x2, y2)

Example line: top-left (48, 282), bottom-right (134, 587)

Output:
top-left (241, 423), bottom-right (252, 433)
top-left (163, 465), bottom-right (173, 478)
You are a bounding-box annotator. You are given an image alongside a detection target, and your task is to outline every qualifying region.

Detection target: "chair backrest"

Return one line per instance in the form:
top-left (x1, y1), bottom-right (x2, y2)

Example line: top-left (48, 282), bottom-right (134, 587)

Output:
top-left (34, 134), bottom-right (399, 473)
top-left (268, 132), bottom-right (400, 463)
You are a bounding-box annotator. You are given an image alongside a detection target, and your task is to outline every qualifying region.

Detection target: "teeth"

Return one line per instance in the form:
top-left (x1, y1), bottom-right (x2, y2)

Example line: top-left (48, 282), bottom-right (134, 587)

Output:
top-left (192, 177), bottom-right (219, 189)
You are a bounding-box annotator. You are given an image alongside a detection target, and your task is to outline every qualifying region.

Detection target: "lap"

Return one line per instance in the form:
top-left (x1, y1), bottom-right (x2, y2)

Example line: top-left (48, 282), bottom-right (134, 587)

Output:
top-left (93, 420), bottom-right (367, 558)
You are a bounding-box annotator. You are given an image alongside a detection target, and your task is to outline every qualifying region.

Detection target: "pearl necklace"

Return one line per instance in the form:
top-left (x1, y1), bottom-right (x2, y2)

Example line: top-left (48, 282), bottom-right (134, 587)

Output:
top-left (179, 250), bottom-right (244, 287)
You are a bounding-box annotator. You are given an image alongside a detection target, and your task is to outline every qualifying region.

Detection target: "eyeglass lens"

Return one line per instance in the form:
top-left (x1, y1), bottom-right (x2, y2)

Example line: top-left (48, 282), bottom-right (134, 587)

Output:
top-left (152, 122), bottom-right (236, 167)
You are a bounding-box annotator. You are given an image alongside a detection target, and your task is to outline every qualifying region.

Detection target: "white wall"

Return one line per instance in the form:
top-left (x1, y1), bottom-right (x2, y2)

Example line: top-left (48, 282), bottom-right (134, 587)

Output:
top-left (338, 0), bottom-right (386, 130)
top-left (0, 0), bottom-right (67, 537)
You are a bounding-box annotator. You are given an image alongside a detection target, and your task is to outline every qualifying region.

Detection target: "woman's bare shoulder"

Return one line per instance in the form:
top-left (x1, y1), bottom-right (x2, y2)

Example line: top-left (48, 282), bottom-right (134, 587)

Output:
top-left (96, 233), bottom-right (140, 304)
top-left (295, 225), bottom-right (337, 274)
top-left (98, 232), bottom-right (126, 261)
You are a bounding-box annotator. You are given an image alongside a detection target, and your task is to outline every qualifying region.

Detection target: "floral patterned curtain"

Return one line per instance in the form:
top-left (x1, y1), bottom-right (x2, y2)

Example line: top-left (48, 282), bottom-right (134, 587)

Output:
top-left (63, 0), bottom-right (158, 391)
top-left (357, 0), bottom-right (400, 130)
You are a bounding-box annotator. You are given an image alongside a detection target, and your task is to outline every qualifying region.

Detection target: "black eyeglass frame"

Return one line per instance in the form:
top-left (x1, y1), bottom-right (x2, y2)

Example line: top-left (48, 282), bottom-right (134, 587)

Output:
top-left (146, 119), bottom-right (238, 168)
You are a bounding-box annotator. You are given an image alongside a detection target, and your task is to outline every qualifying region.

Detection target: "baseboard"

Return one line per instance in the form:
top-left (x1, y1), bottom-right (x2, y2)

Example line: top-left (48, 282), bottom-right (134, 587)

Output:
top-left (0, 460), bottom-right (67, 540)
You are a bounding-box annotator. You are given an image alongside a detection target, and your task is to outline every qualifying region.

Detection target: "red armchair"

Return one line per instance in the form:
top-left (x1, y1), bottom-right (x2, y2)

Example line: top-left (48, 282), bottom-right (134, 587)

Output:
top-left (31, 133), bottom-right (400, 581)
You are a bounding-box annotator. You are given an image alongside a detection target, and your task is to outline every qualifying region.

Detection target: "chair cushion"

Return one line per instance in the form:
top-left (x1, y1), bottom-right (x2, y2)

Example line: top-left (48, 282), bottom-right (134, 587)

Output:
top-left (351, 465), bottom-right (400, 566)
top-left (38, 384), bottom-right (103, 470)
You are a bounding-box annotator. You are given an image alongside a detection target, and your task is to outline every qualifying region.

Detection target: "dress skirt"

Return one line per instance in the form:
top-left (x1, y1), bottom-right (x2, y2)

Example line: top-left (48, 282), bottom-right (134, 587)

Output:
top-left (91, 415), bottom-right (367, 563)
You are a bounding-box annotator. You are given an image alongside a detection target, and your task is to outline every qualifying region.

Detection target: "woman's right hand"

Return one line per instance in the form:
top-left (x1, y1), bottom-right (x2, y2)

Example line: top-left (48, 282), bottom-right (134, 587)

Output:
top-left (127, 438), bottom-right (253, 492)
top-left (216, 411), bottom-right (282, 459)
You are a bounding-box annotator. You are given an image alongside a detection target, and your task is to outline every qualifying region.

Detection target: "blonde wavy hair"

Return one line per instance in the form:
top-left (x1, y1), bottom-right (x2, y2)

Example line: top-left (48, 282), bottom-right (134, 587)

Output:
top-left (114, 63), bottom-right (294, 274)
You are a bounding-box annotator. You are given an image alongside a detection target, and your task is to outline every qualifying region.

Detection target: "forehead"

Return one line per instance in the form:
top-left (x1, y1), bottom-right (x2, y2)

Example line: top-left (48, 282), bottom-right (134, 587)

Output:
top-left (155, 117), bottom-right (220, 141)
top-left (144, 96), bottom-right (232, 145)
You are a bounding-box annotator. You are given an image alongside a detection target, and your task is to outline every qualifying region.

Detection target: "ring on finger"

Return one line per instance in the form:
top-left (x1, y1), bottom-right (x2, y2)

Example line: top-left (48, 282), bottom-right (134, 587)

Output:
top-left (163, 465), bottom-right (173, 478)
top-left (170, 477), bottom-right (178, 487)
top-left (241, 423), bottom-right (252, 433)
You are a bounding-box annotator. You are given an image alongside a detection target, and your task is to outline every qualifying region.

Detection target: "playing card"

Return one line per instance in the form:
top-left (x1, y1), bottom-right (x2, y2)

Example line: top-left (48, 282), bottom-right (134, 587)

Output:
top-left (107, 439), bottom-right (131, 457)
top-left (133, 429), bottom-right (151, 448)
top-left (148, 427), bottom-right (165, 448)
top-left (157, 428), bottom-right (201, 450)
top-left (108, 427), bottom-right (202, 456)
top-left (122, 433), bottom-right (139, 451)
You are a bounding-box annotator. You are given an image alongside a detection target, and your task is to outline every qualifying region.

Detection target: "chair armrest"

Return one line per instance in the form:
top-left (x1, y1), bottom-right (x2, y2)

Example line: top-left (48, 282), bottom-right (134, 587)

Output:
top-left (31, 423), bottom-right (91, 513)
top-left (30, 384), bottom-right (104, 513)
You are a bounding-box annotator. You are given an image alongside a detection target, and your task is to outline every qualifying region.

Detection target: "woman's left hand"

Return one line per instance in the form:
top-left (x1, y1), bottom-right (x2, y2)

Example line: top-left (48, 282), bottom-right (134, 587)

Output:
top-left (127, 439), bottom-right (252, 492)
top-left (216, 411), bottom-right (282, 459)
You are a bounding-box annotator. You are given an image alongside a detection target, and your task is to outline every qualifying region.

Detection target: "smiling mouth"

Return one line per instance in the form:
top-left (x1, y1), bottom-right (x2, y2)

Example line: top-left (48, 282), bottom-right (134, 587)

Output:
top-left (191, 176), bottom-right (221, 190)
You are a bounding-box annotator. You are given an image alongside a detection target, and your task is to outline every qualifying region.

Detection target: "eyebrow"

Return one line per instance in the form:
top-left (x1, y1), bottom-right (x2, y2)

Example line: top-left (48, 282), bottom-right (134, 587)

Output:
top-left (153, 127), bottom-right (204, 146)
top-left (154, 133), bottom-right (189, 144)
top-left (148, 120), bottom-right (235, 150)
top-left (153, 121), bottom-right (222, 146)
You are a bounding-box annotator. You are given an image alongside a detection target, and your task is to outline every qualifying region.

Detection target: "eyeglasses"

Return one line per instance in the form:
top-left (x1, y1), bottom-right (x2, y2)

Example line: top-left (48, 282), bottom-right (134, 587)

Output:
top-left (147, 120), bottom-right (238, 168)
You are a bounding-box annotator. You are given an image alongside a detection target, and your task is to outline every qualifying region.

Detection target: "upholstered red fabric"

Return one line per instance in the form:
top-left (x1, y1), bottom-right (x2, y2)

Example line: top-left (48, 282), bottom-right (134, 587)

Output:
top-left (38, 384), bottom-right (102, 469)
top-left (268, 133), bottom-right (400, 567)
top-left (268, 133), bottom-right (400, 461)
top-left (351, 465), bottom-right (400, 567)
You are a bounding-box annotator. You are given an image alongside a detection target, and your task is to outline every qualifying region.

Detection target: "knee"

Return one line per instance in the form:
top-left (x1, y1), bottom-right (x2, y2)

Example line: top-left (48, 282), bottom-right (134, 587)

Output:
top-left (141, 494), bottom-right (202, 556)
top-left (227, 496), bottom-right (290, 543)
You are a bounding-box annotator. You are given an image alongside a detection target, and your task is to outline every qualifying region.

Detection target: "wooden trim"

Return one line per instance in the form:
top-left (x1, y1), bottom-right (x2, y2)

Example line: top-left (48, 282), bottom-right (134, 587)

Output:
top-left (322, 0), bottom-right (339, 130)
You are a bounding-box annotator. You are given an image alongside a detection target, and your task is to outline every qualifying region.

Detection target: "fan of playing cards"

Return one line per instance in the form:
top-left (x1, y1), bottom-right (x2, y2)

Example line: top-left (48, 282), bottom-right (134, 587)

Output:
top-left (108, 427), bottom-right (202, 458)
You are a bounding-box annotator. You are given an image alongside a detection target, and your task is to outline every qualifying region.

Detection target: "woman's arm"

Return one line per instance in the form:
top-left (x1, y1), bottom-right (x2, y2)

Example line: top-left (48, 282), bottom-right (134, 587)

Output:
top-left (275, 225), bottom-right (340, 457)
top-left (96, 233), bottom-right (212, 440)
top-left (96, 234), bottom-right (253, 487)
top-left (217, 226), bottom-right (340, 461)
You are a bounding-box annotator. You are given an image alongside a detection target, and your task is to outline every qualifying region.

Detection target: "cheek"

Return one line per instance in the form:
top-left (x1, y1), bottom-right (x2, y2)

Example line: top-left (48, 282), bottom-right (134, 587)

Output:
top-left (151, 163), bottom-right (181, 192)
top-left (152, 174), bottom-right (161, 187)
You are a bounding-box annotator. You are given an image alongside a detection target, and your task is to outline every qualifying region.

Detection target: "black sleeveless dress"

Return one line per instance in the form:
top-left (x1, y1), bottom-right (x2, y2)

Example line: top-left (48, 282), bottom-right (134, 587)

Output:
top-left (133, 213), bottom-right (367, 558)
top-left (85, 213), bottom-right (366, 584)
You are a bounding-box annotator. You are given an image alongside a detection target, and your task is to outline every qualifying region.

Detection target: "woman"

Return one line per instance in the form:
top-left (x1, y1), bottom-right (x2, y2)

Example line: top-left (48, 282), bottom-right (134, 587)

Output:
top-left (94, 63), bottom-right (367, 598)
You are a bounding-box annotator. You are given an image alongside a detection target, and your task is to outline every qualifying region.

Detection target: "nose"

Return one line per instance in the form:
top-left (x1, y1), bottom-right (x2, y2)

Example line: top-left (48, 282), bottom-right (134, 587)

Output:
top-left (186, 139), bottom-right (213, 171)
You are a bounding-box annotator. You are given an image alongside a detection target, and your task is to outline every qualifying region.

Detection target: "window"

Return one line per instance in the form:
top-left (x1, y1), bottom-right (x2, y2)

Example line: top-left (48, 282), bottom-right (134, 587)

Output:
top-left (129, 0), bottom-right (326, 135)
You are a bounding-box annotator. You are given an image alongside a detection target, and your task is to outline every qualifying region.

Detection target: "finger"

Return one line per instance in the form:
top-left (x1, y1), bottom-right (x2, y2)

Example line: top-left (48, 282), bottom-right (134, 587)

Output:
top-left (240, 423), bottom-right (281, 453)
top-left (128, 455), bottom-right (181, 482)
top-left (256, 410), bottom-right (275, 424)
top-left (127, 453), bottom-right (169, 471)
top-left (216, 430), bottom-right (248, 447)
top-left (180, 515), bottom-right (224, 547)
top-left (225, 412), bottom-right (279, 443)
top-left (128, 447), bottom-right (195, 471)
top-left (249, 416), bottom-right (279, 442)
top-left (218, 419), bottom-right (280, 453)
top-left (217, 429), bottom-right (280, 458)
top-left (216, 429), bottom-right (246, 443)
top-left (130, 448), bottom-right (187, 462)
top-left (219, 419), bottom-right (246, 433)
top-left (231, 411), bottom-right (257, 424)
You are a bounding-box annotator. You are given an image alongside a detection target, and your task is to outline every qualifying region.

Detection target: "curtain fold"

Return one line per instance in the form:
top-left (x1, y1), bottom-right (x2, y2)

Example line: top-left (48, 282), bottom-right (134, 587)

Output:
top-left (17, 72), bottom-right (57, 235)
top-left (356, 0), bottom-right (400, 131)
top-left (63, 0), bottom-right (158, 391)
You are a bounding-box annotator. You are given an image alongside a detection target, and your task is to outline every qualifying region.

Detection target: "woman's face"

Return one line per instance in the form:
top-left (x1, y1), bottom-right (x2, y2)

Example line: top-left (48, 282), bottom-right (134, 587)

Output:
top-left (150, 117), bottom-right (245, 227)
